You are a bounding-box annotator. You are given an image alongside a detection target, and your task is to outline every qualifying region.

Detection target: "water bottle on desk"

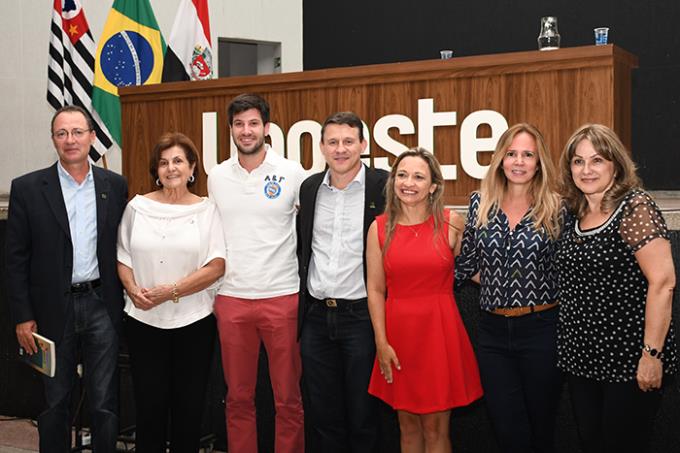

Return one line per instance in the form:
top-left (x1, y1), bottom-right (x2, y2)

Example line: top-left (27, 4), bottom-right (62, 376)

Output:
top-left (538, 16), bottom-right (561, 51)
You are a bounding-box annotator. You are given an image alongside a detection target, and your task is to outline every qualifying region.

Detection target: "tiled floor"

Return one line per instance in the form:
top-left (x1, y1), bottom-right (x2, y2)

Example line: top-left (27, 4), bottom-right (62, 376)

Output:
top-left (0, 418), bottom-right (224, 452)
top-left (0, 448), bottom-right (35, 453)
top-left (0, 417), bottom-right (38, 453)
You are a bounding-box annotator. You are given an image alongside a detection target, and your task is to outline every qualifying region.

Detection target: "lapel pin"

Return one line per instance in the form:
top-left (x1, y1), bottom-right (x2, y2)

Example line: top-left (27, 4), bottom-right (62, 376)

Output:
top-left (101, 193), bottom-right (107, 199)
top-left (369, 202), bottom-right (376, 209)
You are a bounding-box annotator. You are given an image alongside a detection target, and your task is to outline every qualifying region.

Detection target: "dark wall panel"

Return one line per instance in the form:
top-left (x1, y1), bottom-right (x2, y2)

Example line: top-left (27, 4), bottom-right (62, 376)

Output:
top-left (303, 0), bottom-right (680, 189)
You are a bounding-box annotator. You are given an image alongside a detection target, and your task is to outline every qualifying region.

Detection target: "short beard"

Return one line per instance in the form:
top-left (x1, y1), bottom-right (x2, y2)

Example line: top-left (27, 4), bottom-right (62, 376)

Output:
top-left (235, 136), bottom-right (266, 155)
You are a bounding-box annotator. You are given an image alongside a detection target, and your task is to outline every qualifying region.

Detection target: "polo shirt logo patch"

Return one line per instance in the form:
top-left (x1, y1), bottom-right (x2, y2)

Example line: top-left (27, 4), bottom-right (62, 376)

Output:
top-left (263, 174), bottom-right (285, 199)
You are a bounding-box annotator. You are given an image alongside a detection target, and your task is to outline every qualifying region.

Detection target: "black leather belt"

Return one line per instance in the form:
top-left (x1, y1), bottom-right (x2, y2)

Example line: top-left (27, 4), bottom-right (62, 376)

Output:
top-left (310, 296), bottom-right (367, 310)
top-left (70, 279), bottom-right (101, 294)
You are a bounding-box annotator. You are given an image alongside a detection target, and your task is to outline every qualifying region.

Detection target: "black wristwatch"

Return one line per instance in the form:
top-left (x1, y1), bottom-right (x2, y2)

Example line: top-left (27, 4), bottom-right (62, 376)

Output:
top-left (643, 344), bottom-right (663, 360)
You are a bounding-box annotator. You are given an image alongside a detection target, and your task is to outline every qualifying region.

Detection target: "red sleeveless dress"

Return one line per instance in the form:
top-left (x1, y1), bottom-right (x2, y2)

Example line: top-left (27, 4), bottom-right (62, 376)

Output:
top-left (368, 211), bottom-right (483, 413)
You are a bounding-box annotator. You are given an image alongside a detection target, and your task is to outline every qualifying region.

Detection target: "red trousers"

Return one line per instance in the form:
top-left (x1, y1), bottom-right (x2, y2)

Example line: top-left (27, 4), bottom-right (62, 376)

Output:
top-left (214, 293), bottom-right (304, 453)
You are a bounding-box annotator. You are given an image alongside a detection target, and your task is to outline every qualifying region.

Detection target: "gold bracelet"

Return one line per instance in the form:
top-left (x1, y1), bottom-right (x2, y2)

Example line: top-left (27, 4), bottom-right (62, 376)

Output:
top-left (171, 282), bottom-right (180, 304)
top-left (643, 344), bottom-right (663, 360)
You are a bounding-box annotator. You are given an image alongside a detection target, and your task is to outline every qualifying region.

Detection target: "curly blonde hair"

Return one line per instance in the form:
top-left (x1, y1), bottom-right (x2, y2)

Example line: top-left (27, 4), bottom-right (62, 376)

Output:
top-left (475, 123), bottom-right (561, 240)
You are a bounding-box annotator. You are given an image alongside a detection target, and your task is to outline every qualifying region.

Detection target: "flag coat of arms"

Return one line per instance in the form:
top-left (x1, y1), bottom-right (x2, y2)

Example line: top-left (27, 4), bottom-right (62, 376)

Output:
top-left (93, 0), bottom-right (165, 146)
top-left (47, 0), bottom-right (114, 161)
top-left (162, 0), bottom-right (214, 82)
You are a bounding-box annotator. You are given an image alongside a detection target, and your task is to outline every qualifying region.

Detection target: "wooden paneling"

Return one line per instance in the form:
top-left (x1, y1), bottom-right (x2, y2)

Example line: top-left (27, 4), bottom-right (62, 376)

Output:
top-left (120, 44), bottom-right (637, 204)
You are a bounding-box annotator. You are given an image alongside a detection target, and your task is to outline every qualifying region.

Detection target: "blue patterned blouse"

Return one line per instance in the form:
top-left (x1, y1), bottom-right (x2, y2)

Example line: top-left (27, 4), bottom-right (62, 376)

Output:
top-left (455, 191), bottom-right (560, 311)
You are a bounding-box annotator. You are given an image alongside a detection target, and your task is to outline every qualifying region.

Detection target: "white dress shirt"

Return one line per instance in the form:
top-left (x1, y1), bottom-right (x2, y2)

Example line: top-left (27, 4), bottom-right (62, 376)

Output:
top-left (308, 165), bottom-right (367, 300)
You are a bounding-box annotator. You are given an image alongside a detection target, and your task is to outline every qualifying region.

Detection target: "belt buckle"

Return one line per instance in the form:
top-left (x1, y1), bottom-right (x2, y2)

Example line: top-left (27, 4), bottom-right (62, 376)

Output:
top-left (502, 308), bottom-right (516, 317)
top-left (71, 282), bottom-right (87, 293)
top-left (325, 298), bottom-right (338, 308)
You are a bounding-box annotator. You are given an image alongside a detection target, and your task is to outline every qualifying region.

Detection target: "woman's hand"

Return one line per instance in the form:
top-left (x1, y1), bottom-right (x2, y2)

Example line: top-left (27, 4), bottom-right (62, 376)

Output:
top-left (128, 286), bottom-right (155, 310)
top-left (637, 352), bottom-right (663, 392)
top-left (142, 284), bottom-right (174, 305)
top-left (637, 354), bottom-right (663, 391)
top-left (377, 343), bottom-right (401, 384)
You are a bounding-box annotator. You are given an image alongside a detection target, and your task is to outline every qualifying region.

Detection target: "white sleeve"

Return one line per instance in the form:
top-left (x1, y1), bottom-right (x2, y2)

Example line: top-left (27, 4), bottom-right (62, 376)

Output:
top-left (200, 201), bottom-right (227, 267)
top-left (116, 203), bottom-right (135, 268)
top-left (293, 162), bottom-right (306, 206)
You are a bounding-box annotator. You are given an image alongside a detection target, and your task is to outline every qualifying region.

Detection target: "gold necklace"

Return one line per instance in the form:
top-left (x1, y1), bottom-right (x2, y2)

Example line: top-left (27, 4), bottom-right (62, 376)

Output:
top-left (404, 221), bottom-right (426, 237)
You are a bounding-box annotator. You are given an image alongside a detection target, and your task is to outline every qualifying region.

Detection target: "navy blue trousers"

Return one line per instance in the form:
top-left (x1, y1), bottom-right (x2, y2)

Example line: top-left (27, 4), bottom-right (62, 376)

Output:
top-left (40, 286), bottom-right (119, 453)
top-left (476, 308), bottom-right (563, 453)
top-left (300, 299), bottom-right (380, 453)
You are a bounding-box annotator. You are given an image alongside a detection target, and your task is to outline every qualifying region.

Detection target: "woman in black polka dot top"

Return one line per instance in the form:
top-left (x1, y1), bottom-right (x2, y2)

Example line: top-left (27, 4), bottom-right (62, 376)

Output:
top-left (557, 124), bottom-right (677, 453)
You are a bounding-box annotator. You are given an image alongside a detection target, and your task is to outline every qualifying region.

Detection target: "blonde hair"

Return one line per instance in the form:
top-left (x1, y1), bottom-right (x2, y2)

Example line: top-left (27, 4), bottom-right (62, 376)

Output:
top-left (559, 124), bottom-right (641, 218)
top-left (383, 147), bottom-right (450, 253)
top-left (476, 123), bottom-right (561, 240)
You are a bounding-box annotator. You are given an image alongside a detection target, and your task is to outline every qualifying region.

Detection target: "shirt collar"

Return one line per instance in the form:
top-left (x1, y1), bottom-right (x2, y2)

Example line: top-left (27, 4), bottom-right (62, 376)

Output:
top-left (232, 144), bottom-right (277, 172)
top-left (322, 164), bottom-right (365, 191)
top-left (57, 160), bottom-right (93, 186)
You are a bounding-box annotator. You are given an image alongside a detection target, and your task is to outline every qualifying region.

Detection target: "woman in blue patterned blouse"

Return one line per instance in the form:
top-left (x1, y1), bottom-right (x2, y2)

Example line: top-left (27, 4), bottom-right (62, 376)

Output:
top-left (456, 123), bottom-right (563, 453)
top-left (556, 124), bottom-right (676, 453)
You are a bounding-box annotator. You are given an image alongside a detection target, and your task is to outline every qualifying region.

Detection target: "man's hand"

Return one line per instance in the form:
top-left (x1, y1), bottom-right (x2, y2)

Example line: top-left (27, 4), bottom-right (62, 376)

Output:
top-left (16, 320), bottom-right (38, 354)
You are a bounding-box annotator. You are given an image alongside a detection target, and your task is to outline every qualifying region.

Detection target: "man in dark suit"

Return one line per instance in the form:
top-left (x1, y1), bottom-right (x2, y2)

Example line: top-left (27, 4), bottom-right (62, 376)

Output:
top-left (6, 105), bottom-right (127, 453)
top-left (297, 111), bottom-right (388, 453)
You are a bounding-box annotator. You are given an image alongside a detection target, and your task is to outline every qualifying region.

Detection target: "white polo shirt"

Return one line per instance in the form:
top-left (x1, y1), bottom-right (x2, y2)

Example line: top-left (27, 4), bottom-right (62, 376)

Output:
top-left (208, 146), bottom-right (306, 298)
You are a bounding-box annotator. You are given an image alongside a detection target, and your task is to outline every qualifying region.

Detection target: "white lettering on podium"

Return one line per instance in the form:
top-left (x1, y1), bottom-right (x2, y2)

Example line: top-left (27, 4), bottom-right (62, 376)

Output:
top-left (372, 114), bottom-right (413, 171)
top-left (286, 120), bottom-right (322, 173)
top-left (201, 99), bottom-right (509, 180)
top-left (460, 110), bottom-right (509, 179)
top-left (418, 98), bottom-right (458, 179)
top-left (202, 112), bottom-right (218, 175)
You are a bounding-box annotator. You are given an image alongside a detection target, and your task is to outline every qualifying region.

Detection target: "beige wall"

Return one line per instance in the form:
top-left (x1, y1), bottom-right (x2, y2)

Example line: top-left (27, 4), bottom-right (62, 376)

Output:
top-left (0, 0), bottom-right (303, 194)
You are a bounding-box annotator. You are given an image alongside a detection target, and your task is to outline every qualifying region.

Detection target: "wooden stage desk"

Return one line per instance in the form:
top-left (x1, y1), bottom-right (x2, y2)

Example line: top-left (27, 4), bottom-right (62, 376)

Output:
top-left (120, 44), bottom-right (637, 204)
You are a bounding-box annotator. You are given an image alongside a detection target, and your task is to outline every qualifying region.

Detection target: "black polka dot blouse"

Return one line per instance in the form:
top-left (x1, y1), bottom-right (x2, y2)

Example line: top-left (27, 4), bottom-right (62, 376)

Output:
top-left (557, 189), bottom-right (678, 382)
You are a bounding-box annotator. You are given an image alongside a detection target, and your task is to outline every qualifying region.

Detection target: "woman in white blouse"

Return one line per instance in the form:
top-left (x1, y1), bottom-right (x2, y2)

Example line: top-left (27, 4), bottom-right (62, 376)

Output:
top-left (117, 132), bottom-right (225, 452)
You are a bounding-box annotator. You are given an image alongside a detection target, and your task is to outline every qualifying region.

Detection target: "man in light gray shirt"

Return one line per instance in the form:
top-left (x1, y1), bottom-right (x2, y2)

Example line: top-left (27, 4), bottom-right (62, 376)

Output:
top-left (297, 111), bottom-right (388, 453)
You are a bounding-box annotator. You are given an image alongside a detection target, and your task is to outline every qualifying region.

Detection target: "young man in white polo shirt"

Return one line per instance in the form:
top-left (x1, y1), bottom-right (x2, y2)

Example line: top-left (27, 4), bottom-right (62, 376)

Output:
top-left (208, 93), bottom-right (306, 453)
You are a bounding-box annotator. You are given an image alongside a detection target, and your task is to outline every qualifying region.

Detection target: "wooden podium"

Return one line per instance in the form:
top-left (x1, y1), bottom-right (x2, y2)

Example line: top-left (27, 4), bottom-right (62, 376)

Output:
top-left (120, 44), bottom-right (638, 204)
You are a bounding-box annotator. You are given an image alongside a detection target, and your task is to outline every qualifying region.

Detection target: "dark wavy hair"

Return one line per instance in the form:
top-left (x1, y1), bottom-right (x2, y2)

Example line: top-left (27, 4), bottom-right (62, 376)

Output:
top-left (227, 93), bottom-right (270, 125)
top-left (149, 132), bottom-right (199, 187)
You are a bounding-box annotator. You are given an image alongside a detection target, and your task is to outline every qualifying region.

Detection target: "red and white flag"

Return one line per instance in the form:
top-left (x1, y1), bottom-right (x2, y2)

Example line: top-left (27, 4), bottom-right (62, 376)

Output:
top-left (47, 0), bottom-right (114, 161)
top-left (162, 0), bottom-right (213, 82)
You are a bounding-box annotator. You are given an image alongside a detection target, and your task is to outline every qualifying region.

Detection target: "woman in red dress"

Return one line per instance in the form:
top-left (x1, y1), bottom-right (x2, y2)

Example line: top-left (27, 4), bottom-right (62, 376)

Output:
top-left (367, 147), bottom-right (483, 453)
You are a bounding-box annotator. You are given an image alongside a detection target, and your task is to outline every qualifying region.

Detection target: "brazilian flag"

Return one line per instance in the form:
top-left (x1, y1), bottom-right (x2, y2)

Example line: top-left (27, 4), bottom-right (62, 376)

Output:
top-left (93, 0), bottom-right (166, 146)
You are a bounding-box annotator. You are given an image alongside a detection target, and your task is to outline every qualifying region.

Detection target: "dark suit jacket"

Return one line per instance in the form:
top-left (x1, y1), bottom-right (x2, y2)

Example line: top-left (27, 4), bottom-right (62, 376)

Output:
top-left (5, 162), bottom-right (128, 343)
top-left (297, 165), bottom-right (388, 337)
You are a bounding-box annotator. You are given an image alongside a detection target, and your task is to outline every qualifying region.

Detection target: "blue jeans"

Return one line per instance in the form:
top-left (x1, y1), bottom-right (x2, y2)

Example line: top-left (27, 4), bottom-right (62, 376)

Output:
top-left (476, 308), bottom-right (563, 453)
top-left (39, 286), bottom-right (119, 453)
top-left (300, 298), bottom-right (379, 453)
